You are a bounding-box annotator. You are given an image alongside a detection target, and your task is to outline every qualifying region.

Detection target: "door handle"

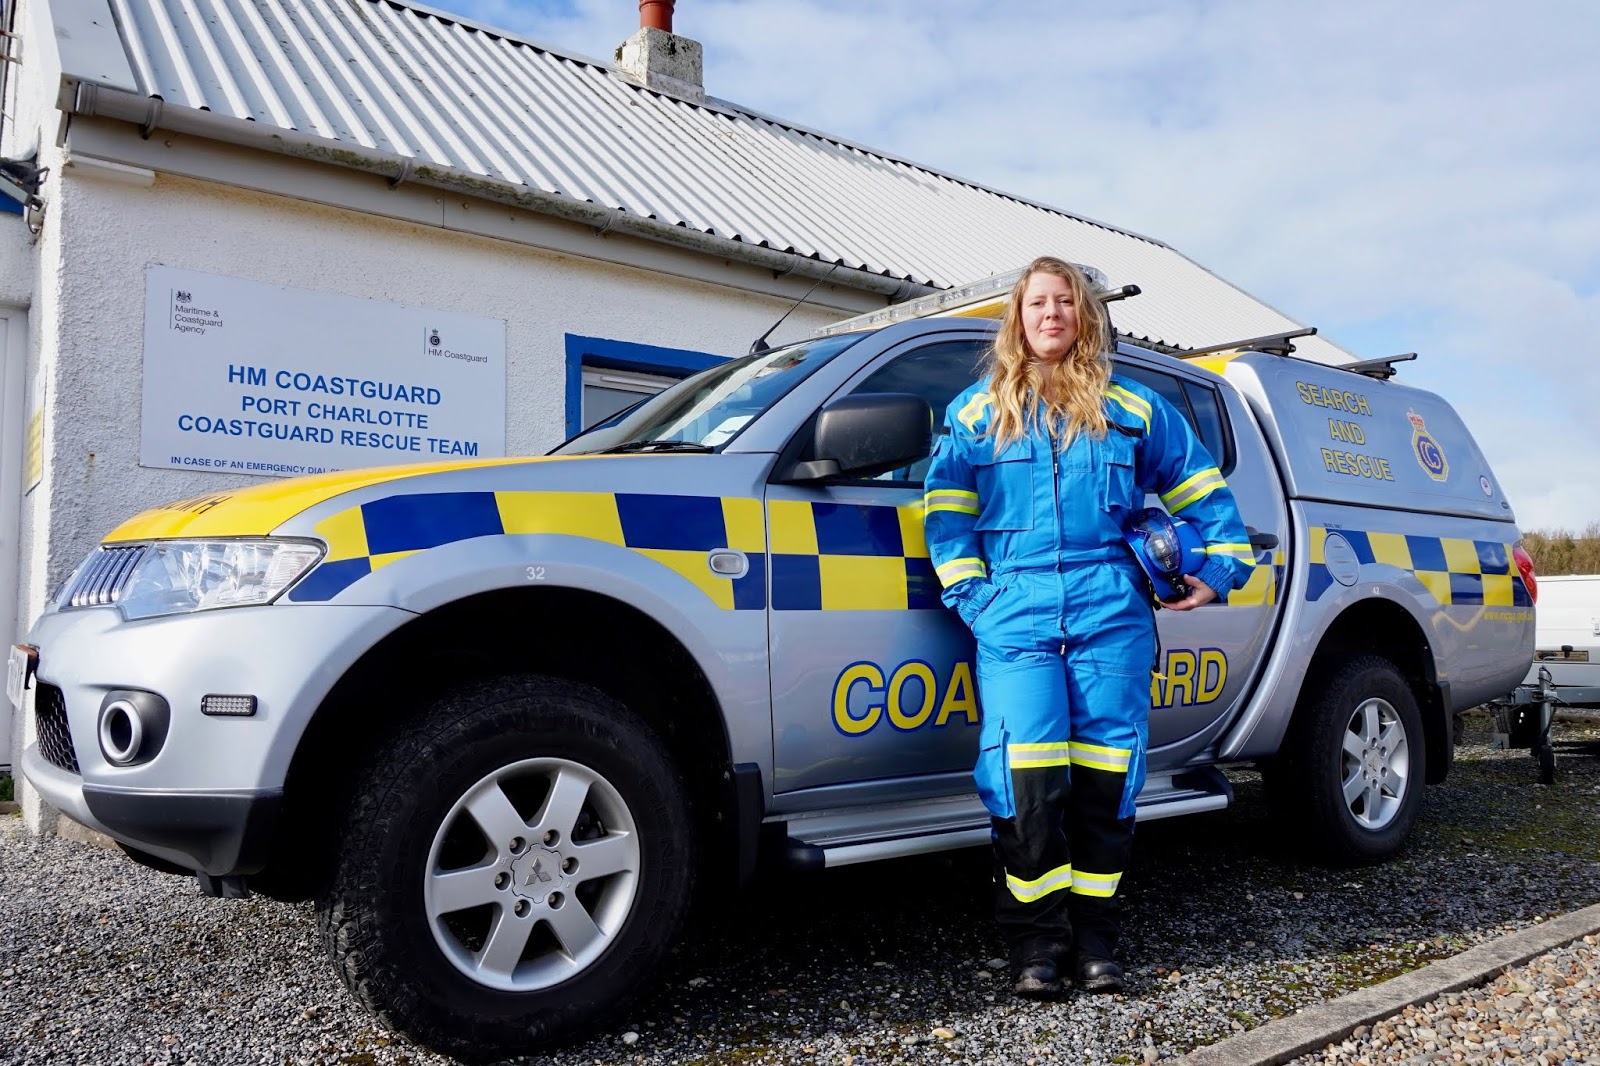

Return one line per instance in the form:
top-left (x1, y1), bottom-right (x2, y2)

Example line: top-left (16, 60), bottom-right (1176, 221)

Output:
top-left (1246, 526), bottom-right (1279, 551)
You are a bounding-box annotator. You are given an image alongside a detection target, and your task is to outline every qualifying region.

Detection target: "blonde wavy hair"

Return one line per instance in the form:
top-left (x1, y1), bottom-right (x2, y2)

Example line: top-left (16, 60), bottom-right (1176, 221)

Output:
top-left (984, 256), bottom-right (1112, 451)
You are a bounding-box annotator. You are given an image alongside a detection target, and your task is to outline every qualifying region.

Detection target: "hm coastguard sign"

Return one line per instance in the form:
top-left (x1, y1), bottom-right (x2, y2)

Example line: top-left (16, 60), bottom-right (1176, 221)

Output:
top-left (141, 265), bottom-right (506, 476)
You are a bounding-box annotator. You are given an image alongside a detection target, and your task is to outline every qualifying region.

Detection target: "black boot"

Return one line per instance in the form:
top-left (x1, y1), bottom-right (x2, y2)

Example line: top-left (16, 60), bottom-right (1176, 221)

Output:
top-left (1011, 956), bottom-right (1061, 998)
top-left (1074, 953), bottom-right (1124, 993)
top-left (1068, 894), bottom-right (1125, 993)
top-left (1009, 939), bottom-right (1068, 998)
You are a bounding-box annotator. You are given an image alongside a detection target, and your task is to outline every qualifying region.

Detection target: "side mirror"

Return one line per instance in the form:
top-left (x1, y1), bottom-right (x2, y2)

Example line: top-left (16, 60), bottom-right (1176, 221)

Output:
top-left (786, 392), bottom-right (934, 481)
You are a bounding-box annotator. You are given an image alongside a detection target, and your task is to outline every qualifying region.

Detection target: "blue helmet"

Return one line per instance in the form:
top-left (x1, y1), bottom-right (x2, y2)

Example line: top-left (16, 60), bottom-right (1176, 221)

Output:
top-left (1123, 507), bottom-right (1207, 601)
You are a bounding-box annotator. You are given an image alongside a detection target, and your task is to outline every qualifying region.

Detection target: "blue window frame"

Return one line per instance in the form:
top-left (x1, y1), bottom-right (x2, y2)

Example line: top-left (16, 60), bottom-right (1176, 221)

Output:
top-left (563, 334), bottom-right (727, 437)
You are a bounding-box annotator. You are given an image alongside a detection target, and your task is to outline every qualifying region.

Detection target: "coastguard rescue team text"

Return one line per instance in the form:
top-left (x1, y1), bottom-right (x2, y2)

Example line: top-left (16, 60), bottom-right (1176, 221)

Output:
top-left (171, 364), bottom-right (479, 456)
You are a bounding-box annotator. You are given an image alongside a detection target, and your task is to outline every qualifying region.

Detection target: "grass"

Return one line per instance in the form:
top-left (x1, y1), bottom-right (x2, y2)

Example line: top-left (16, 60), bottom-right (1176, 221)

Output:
top-left (0, 774), bottom-right (12, 803)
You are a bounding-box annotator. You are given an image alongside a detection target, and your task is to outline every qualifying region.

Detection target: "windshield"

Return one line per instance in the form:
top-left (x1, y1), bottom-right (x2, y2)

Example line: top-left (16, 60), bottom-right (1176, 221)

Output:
top-left (554, 332), bottom-right (866, 455)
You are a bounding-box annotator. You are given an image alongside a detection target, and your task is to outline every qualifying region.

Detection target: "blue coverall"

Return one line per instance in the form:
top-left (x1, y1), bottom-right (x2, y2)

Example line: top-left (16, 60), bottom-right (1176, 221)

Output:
top-left (923, 375), bottom-right (1253, 962)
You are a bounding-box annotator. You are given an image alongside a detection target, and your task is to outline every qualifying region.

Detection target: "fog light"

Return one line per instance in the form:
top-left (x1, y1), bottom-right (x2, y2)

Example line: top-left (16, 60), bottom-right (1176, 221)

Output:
top-left (201, 694), bottom-right (257, 717)
top-left (97, 690), bottom-right (170, 766)
top-left (99, 700), bottom-right (143, 765)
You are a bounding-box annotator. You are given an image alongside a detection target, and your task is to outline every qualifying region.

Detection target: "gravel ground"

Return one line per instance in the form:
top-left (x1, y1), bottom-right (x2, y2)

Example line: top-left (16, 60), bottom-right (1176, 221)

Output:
top-left (2, 712), bottom-right (1598, 1066)
top-left (1285, 935), bottom-right (1600, 1065)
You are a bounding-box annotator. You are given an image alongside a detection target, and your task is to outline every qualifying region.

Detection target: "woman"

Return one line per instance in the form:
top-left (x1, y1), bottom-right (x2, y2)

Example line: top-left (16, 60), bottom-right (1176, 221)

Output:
top-left (923, 256), bottom-right (1253, 997)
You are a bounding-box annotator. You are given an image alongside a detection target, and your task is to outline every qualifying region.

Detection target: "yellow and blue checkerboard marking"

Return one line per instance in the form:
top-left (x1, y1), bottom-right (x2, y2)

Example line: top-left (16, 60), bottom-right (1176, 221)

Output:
top-left (767, 499), bottom-right (940, 611)
top-left (288, 489), bottom-right (1290, 612)
top-left (1306, 528), bottom-right (1531, 607)
top-left (290, 491), bottom-right (766, 609)
top-left (287, 491), bottom-right (943, 611)
top-left (1225, 549), bottom-right (1282, 607)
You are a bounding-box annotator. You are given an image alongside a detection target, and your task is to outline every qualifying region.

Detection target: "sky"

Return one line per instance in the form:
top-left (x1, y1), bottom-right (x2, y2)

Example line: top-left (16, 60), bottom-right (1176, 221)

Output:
top-left (421, 0), bottom-right (1600, 532)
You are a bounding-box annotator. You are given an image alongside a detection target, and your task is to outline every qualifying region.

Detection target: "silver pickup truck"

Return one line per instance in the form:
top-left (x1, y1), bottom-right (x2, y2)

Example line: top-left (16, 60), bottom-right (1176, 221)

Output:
top-left (12, 315), bottom-right (1534, 1056)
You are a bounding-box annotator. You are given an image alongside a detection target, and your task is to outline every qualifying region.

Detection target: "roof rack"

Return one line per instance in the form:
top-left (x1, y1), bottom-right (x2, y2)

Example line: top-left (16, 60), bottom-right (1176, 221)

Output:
top-left (1176, 327), bottom-right (1317, 359)
top-left (1341, 352), bottom-right (1417, 380)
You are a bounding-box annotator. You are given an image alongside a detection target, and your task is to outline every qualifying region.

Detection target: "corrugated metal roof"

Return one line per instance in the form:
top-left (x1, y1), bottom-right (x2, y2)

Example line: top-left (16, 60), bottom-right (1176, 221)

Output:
top-left (79, 0), bottom-right (1348, 361)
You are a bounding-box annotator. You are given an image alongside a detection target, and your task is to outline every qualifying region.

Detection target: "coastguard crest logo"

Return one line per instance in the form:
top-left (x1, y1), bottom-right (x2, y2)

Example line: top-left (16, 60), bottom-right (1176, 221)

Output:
top-left (1408, 410), bottom-right (1448, 482)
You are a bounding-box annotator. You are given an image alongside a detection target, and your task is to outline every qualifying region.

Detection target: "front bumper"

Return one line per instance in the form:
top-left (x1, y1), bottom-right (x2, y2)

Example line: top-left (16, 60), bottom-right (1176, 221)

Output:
top-left (23, 743), bottom-right (281, 873)
top-left (21, 598), bottom-right (411, 873)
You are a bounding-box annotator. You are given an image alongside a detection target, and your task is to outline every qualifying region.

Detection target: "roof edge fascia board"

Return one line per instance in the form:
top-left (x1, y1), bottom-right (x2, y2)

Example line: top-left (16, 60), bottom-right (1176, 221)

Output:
top-left (65, 79), bottom-right (934, 303)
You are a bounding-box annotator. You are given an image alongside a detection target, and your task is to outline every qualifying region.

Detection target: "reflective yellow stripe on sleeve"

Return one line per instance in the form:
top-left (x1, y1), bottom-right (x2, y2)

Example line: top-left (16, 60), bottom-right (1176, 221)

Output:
top-left (935, 557), bottom-right (988, 586)
top-left (957, 392), bottom-right (992, 433)
top-left (1205, 543), bottom-right (1255, 560)
top-left (1104, 385), bottom-right (1152, 432)
top-left (1006, 863), bottom-right (1074, 903)
top-left (924, 489), bottom-right (980, 516)
top-left (1070, 869), bottom-right (1123, 898)
top-left (1067, 741), bottom-right (1132, 773)
top-left (1161, 467), bottom-right (1226, 513)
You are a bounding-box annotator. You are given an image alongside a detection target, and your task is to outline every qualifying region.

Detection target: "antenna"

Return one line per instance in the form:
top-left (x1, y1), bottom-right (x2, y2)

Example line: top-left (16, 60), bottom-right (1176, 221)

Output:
top-left (750, 264), bottom-right (841, 356)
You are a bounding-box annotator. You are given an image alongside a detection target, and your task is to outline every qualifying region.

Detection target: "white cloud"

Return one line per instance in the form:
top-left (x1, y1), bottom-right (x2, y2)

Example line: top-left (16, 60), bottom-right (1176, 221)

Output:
top-left (427, 0), bottom-right (1600, 530)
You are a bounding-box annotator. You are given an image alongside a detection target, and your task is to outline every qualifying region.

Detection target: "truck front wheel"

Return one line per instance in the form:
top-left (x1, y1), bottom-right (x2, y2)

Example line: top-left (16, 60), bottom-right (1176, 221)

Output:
top-left (316, 675), bottom-right (694, 1059)
top-left (1268, 655), bottom-right (1426, 864)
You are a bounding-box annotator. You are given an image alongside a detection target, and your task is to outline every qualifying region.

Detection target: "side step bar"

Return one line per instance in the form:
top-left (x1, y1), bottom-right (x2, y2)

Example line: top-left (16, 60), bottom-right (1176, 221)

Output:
top-left (780, 766), bottom-right (1233, 869)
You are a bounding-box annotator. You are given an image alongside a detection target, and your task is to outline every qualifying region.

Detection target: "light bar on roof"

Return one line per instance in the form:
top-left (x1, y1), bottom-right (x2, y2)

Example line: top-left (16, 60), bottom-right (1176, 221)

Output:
top-left (815, 262), bottom-right (1111, 337)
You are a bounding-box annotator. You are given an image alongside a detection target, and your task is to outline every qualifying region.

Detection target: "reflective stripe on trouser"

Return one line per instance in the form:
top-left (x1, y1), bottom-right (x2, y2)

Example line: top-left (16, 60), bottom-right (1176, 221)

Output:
top-left (989, 744), bottom-right (1140, 960)
top-left (973, 564), bottom-right (1153, 960)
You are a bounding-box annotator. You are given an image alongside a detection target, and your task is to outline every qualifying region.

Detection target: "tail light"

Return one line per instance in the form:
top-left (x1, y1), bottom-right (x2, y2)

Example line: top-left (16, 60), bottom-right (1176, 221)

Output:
top-left (1512, 544), bottom-right (1538, 604)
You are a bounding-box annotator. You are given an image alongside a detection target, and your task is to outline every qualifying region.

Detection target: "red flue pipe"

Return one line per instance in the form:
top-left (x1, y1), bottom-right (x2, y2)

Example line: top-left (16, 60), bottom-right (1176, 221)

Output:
top-left (639, 0), bottom-right (674, 32)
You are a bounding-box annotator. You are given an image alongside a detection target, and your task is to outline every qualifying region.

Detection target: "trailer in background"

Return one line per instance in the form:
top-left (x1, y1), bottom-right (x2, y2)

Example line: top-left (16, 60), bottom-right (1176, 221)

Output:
top-left (1487, 573), bottom-right (1600, 782)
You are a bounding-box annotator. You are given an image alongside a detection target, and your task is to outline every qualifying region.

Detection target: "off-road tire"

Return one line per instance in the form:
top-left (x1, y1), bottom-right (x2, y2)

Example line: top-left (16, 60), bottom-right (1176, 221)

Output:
top-left (316, 675), bottom-right (693, 1060)
top-left (1267, 654), bottom-right (1426, 865)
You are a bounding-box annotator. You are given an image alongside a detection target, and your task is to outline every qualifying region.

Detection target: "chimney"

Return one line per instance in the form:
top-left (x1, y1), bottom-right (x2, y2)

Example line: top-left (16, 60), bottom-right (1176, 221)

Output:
top-left (614, 1), bottom-right (705, 103)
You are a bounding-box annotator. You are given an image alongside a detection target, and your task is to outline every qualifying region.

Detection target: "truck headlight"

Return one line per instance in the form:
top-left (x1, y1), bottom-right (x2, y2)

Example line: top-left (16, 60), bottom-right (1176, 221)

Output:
top-left (117, 540), bottom-right (325, 620)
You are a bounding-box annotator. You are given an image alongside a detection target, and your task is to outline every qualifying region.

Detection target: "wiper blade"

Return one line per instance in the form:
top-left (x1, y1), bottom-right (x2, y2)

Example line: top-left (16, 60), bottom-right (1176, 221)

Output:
top-left (601, 439), bottom-right (715, 454)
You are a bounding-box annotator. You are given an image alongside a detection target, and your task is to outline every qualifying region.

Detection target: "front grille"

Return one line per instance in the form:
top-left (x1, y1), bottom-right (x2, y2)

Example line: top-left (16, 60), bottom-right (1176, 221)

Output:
top-left (34, 683), bottom-right (81, 774)
top-left (63, 545), bottom-right (147, 608)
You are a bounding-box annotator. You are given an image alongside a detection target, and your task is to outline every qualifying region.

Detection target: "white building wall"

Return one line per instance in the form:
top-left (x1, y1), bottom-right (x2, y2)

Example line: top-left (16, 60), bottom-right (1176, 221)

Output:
top-left (0, 219), bottom-right (33, 304)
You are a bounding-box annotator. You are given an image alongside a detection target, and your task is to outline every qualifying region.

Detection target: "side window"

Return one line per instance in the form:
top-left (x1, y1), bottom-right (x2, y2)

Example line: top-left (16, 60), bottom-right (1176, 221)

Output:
top-left (1114, 362), bottom-right (1234, 474)
top-left (846, 340), bottom-right (988, 485)
top-left (1181, 380), bottom-right (1229, 471)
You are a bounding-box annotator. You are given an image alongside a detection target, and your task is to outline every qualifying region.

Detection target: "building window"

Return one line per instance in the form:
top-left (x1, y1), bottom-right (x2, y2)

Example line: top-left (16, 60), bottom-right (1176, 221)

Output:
top-left (580, 366), bottom-right (681, 427)
top-left (563, 334), bottom-right (727, 437)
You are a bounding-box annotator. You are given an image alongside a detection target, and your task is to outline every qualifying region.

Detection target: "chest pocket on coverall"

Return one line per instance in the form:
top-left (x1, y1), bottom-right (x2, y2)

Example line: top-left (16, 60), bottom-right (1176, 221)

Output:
top-left (1101, 430), bottom-right (1139, 516)
top-left (972, 436), bottom-right (1035, 532)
